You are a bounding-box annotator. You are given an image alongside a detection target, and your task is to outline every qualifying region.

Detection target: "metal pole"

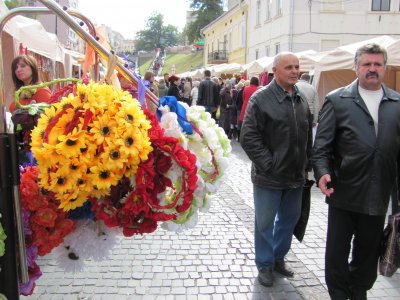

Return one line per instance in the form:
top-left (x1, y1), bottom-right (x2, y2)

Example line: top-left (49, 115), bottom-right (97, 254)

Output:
top-left (0, 134), bottom-right (20, 299)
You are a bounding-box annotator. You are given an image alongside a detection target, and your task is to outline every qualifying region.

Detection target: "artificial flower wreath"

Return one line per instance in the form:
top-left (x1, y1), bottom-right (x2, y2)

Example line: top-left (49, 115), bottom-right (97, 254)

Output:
top-left (90, 109), bottom-right (198, 236)
top-left (30, 81), bottom-right (153, 211)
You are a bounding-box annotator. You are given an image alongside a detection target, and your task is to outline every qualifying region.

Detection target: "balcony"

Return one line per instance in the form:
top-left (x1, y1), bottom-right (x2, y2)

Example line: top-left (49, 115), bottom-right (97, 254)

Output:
top-left (208, 50), bottom-right (228, 64)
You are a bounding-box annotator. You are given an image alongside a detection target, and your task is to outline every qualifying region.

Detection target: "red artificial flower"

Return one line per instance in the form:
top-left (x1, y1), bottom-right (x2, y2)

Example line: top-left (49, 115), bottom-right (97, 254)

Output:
top-left (32, 208), bottom-right (58, 227)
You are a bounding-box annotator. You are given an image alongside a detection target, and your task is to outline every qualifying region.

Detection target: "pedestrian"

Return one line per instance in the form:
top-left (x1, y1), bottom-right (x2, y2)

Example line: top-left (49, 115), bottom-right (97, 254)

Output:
top-left (239, 76), bottom-right (259, 127)
top-left (312, 43), bottom-right (400, 300)
top-left (197, 70), bottom-right (220, 120)
top-left (219, 82), bottom-right (232, 136)
top-left (167, 75), bottom-right (183, 102)
top-left (190, 80), bottom-right (200, 106)
top-left (296, 73), bottom-right (319, 127)
top-left (9, 54), bottom-right (52, 113)
top-left (144, 71), bottom-right (158, 97)
top-left (259, 67), bottom-right (270, 86)
top-left (163, 73), bottom-right (170, 88)
top-left (234, 81), bottom-right (245, 141)
top-left (183, 77), bottom-right (192, 106)
top-left (157, 78), bottom-right (168, 98)
top-left (240, 52), bottom-right (312, 287)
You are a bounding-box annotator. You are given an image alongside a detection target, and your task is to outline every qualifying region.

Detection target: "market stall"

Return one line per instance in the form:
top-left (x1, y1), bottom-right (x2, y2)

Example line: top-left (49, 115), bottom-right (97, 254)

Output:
top-left (312, 35), bottom-right (400, 103)
top-left (0, 2), bottom-right (231, 299)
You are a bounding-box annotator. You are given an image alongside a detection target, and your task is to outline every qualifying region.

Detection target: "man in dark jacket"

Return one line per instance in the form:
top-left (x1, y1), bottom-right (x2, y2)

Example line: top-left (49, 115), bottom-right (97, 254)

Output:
top-left (198, 69), bottom-right (220, 119)
top-left (313, 43), bottom-right (400, 300)
top-left (240, 52), bottom-right (312, 287)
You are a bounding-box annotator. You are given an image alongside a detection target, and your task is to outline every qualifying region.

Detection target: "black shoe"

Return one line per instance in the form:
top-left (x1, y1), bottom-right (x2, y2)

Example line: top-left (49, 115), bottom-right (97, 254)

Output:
top-left (274, 260), bottom-right (294, 277)
top-left (258, 267), bottom-right (274, 287)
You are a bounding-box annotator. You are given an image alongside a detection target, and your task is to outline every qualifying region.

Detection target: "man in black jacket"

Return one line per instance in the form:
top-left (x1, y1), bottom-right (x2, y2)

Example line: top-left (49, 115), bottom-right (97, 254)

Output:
top-left (197, 69), bottom-right (220, 120)
top-left (240, 52), bottom-right (312, 287)
top-left (313, 43), bottom-right (400, 300)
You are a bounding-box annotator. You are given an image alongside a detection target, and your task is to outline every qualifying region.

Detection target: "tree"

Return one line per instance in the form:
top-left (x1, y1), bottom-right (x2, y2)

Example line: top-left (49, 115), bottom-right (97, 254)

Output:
top-left (185, 0), bottom-right (224, 44)
top-left (4, 0), bottom-right (23, 10)
top-left (135, 12), bottom-right (179, 51)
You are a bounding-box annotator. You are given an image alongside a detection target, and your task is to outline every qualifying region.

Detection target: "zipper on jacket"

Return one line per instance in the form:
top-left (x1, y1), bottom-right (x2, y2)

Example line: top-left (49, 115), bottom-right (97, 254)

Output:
top-left (291, 97), bottom-right (300, 173)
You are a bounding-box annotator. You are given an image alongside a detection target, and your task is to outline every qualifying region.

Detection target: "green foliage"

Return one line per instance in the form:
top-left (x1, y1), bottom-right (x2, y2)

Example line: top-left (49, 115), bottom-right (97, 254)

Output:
top-left (186, 0), bottom-right (224, 44)
top-left (135, 12), bottom-right (179, 51)
top-left (4, 0), bottom-right (23, 9)
top-left (138, 52), bottom-right (204, 77)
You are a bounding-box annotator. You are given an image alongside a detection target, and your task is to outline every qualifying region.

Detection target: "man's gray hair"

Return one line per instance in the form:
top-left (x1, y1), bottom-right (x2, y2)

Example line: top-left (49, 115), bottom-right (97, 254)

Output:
top-left (354, 43), bottom-right (387, 67)
top-left (272, 51), bottom-right (297, 68)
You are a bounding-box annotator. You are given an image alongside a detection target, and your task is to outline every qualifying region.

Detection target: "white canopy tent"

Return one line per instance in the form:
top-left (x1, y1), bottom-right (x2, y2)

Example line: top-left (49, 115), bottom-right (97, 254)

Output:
top-left (244, 50), bottom-right (319, 79)
top-left (313, 35), bottom-right (400, 104)
top-left (210, 62), bottom-right (243, 77)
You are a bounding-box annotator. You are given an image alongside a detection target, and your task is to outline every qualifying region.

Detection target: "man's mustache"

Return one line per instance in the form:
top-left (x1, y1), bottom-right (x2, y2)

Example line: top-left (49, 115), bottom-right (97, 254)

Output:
top-left (366, 72), bottom-right (379, 77)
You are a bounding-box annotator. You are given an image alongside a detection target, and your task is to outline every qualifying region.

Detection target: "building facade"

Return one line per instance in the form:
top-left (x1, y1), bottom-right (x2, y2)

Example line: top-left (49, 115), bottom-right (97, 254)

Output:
top-left (203, 0), bottom-right (400, 66)
top-left (202, 0), bottom-right (248, 66)
top-left (22, 0), bottom-right (81, 51)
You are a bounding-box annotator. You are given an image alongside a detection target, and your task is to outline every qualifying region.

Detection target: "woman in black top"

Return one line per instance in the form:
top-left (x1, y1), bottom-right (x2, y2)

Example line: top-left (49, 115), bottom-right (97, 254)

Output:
top-left (167, 75), bottom-right (183, 101)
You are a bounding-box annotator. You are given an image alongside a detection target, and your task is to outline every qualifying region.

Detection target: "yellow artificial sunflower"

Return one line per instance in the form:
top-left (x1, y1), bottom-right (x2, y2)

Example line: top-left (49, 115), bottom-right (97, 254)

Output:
top-left (90, 113), bottom-right (117, 145)
top-left (88, 165), bottom-right (119, 190)
top-left (58, 191), bottom-right (89, 211)
top-left (55, 129), bottom-right (86, 158)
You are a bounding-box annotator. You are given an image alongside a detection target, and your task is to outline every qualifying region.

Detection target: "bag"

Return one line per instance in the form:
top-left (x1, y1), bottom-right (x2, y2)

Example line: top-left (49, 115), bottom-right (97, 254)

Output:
top-left (379, 212), bottom-right (400, 277)
top-left (293, 179), bottom-right (315, 242)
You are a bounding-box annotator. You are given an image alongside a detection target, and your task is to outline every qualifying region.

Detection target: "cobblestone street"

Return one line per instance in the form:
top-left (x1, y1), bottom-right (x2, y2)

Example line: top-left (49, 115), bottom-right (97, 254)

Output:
top-left (22, 140), bottom-right (400, 299)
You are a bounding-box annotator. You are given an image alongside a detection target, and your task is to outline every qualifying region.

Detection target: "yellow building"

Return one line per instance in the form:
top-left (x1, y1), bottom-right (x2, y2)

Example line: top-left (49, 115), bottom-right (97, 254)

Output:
top-left (202, 1), bottom-right (248, 67)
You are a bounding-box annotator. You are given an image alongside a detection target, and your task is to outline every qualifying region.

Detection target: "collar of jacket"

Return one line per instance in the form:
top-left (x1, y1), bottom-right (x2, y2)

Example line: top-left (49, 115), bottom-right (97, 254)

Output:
top-left (339, 79), bottom-right (400, 102)
top-left (270, 79), bottom-right (302, 104)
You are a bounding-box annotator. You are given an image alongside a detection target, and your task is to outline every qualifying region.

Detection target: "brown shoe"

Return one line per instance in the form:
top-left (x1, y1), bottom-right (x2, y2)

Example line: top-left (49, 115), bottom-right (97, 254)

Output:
top-left (258, 267), bottom-right (274, 287)
top-left (274, 260), bottom-right (294, 277)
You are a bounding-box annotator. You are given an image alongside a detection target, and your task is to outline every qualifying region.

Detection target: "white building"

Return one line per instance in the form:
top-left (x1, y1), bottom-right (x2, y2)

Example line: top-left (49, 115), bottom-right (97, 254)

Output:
top-left (244, 0), bottom-right (400, 62)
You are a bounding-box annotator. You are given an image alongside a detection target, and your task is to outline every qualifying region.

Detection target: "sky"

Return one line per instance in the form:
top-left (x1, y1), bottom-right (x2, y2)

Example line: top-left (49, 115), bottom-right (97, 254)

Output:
top-left (77, 0), bottom-right (190, 39)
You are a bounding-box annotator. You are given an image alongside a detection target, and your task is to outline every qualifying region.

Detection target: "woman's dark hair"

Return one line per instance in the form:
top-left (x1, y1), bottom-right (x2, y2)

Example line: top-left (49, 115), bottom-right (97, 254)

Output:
top-left (11, 55), bottom-right (40, 90)
top-left (250, 76), bottom-right (259, 86)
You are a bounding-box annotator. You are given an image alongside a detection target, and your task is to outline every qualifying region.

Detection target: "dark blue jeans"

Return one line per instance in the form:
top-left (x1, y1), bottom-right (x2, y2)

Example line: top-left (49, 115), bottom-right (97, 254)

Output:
top-left (253, 185), bottom-right (302, 269)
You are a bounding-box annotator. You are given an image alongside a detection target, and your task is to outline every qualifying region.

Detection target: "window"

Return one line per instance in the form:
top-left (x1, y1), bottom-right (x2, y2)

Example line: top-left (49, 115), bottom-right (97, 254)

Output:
top-left (266, 0), bottom-right (272, 20)
top-left (256, 1), bottom-right (261, 25)
top-left (277, 0), bottom-right (282, 16)
top-left (275, 43), bottom-right (280, 54)
top-left (265, 45), bottom-right (270, 56)
top-left (229, 32), bottom-right (232, 51)
top-left (372, 0), bottom-right (390, 11)
top-left (241, 22), bottom-right (246, 47)
top-left (322, 0), bottom-right (342, 11)
top-left (255, 49), bottom-right (259, 60)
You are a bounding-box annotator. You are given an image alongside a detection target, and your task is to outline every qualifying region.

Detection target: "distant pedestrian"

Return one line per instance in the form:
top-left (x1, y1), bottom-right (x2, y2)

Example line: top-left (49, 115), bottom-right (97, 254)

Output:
top-left (313, 43), bottom-right (400, 300)
top-left (198, 70), bottom-right (220, 120)
top-left (163, 73), bottom-right (170, 88)
top-left (259, 67), bottom-right (270, 86)
top-left (240, 52), bottom-right (312, 287)
top-left (157, 78), bottom-right (168, 98)
top-left (167, 75), bottom-right (183, 102)
top-left (296, 73), bottom-right (319, 126)
top-left (239, 76), bottom-right (259, 128)
top-left (219, 82), bottom-right (232, 136)
top-left (183, 77), bottom-right (192, 106)
top-left (190, 81), bottom-right (200, 106)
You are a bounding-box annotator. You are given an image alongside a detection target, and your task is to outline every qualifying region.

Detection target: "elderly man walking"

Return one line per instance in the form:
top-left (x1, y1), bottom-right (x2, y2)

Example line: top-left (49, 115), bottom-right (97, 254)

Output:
top-left (240, 52), bottom-right (312, 287)
top-left (313, 43), bottom-right (400, 300)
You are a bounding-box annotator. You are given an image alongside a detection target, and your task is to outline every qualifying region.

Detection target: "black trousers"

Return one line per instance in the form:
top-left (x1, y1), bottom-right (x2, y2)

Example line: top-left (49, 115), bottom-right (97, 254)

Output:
top-left (325, 206), bottom-right (385, 300)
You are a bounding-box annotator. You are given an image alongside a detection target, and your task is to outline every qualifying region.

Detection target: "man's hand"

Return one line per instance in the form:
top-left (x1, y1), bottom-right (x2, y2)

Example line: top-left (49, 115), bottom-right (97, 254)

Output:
top-left (319, 174), bottom-right (334, 197)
